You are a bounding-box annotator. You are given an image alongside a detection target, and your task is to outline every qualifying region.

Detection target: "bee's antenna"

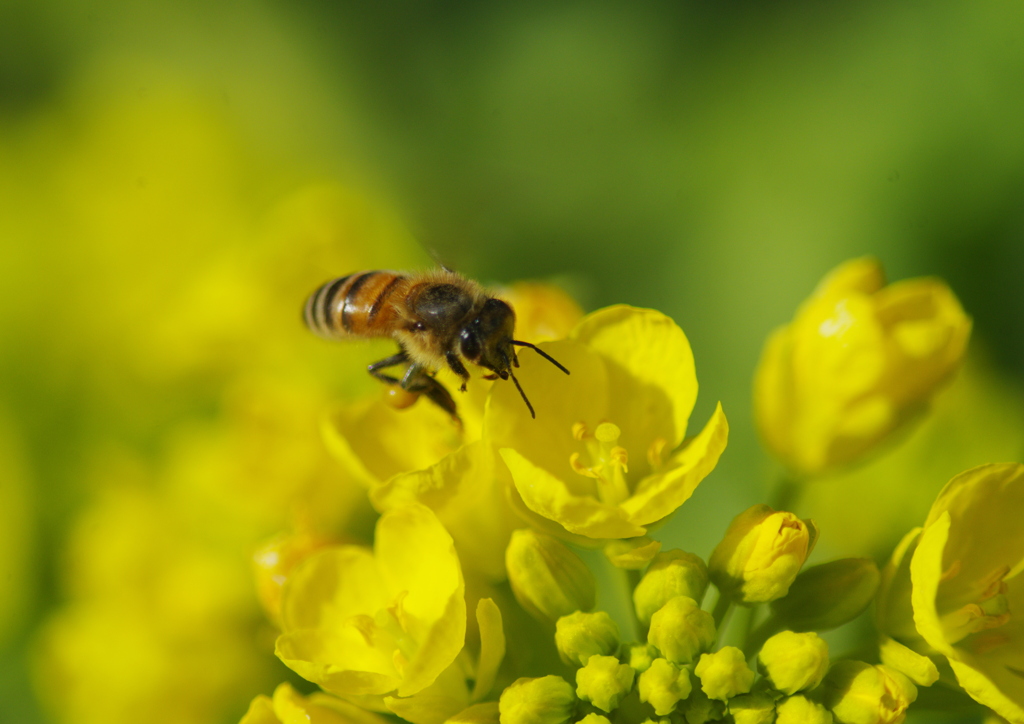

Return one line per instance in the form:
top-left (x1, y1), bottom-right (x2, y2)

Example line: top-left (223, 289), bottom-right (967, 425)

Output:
top-left (512, 340), bottom-right (570, 375)
top-left (508, 370), bottom-right (536, 419)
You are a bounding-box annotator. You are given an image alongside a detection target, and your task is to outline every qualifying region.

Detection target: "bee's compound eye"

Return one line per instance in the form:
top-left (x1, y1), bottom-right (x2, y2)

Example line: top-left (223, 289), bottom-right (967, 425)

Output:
top-left (460, 328), bottom-right (481, 361)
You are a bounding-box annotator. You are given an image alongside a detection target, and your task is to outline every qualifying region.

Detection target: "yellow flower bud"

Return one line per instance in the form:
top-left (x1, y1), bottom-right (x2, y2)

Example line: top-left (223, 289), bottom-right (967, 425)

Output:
top-left (758, 631), bottom-right (830, 695)
top-left (506, 529), bottom-right (596, 623)
top-left (621, 642), bottom-right (657, 674)
top-left (822, 661), bottom-right (917, 724)
top-left (576, 714), bottom-right (612, 724)
top-left (770, 558), bottom-right (879, 632)
top-left (754, 257), bottom-right (970, 477)
top-left (555, 611), bottom-right (620, 667)
top-left (498, 676), bottom-right (577, 724)
top-left (637, 657), bottom-right (692, 716)
top-left (776, 694), bottom-right (832, 724)
top-left (633, 549), bottom-right (709, 625)
top-left (728, 691), bottom-right (777, 724)
top-left (647, 596), bottom-right (716, 665)
top-left (695, 646), bottom-right (755, 701)
top-left (575, 655), bottom-right (636, 713)
top-left (709, 504), bottom-right (817, 605)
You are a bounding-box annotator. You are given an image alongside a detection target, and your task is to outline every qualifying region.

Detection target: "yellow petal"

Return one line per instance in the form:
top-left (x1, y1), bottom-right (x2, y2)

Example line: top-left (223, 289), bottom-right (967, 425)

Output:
top-left (240, 694), bottom-right (277, 724)
top-left (572, 305), bottom-right (698, 451)
top-left (500, 448), bottom-right (646, 539)
top-left (471, 598), bottom-right (506, 702)
top-left (621, 403), bottom-right (728, 526)
top-left (910, 511), bottom-right (954, 657)
top-left (949, 654), bottom-right (1024, 724)
top-left (385, 662), bottom-right (470, 724)
top-left (323, 398), bottom-right (461, 487)
top-left (603, 537), bottom-right (662, 570)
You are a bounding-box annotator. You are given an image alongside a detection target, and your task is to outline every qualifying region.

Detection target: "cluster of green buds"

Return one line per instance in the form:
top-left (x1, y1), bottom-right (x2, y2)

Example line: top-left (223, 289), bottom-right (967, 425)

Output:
top-left (498, 502), bottom-right (922, 724)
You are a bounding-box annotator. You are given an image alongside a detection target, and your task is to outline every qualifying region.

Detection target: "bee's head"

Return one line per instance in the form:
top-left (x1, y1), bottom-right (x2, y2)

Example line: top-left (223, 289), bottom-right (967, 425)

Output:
top-left (459, 297), bottom-right (570, 419)
top-left (459, 298), bottom-right (516, 376)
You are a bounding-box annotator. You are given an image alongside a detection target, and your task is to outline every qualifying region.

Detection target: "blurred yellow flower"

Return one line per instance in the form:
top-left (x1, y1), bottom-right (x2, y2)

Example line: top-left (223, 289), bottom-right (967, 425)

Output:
top-left (490, 305), bottom-right (728, 540)
top-left (754, 257), bottom-right (970, 476)
top-left (907, 463), bottom-right (1024, 723)
top-left (275, 504), bottom-right (466, 703)
top-left (33, 475), bottom-right (270, 724)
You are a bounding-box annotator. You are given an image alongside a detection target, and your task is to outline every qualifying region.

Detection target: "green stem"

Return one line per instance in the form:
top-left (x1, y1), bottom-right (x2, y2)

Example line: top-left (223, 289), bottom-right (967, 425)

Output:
top-left (711, 592), bottom-right (734, 641)
top-left (625, 567), bottom-right (644, 640)
top-left (769, 473), bottom-right (802, 512)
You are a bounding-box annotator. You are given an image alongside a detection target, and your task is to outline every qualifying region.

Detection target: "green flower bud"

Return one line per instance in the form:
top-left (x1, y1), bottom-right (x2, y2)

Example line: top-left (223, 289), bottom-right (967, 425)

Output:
top-left (695, 646), bottom-right (755, 701)
top-left (555, 611), bottom-right (620, 667)
top-left (647, 596), bottom-right (716, 665)
top-left (575, 655), bottom-right (636, 713)
top-left (776, 695), bottom-right (831, 724)
top-left (621, 642), bottom-right (657, 674)
top-left (878, 636), bottom-right (939, 687)
top-left (499, 676), bottom-right (577, 724)
top-left (758, 631), bottom-right (830, 695)
top-left (506, 529), bottom-right (596, 622)
top-left (633, 549), bottom-right (710, 625)
top-left (681, 685), bottom-right (726, 724)
top-left (821, 661), bottom-right (917, 724)
top-left (728, 691), bottom-right (777, 724)
top-left (769, 558), bottom-right (879, 632)
top-left (576, 714), bottom-right (612, 724)
top-left (709, 505), bottom-right (817, 605)
top-left (638, 657), bottom-right (692, 716)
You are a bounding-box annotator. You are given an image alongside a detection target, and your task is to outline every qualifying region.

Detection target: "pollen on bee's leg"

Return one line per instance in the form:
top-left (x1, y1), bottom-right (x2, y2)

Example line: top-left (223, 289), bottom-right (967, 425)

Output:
top-left (384, 386), bottom-right (420, 410)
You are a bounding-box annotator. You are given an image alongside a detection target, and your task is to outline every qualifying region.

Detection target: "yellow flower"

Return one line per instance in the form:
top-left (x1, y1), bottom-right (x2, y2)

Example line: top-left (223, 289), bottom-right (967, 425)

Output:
top-left (275, 504), bottom-right (466, 702)
top-left (907, 463), bottom-right (1024, 723)
top-left (754, 257), bottom-right (970, 476)
top-left (708, 505), bottom-right (817, 605)
top-left (490, 305), bottom-right (728, 540)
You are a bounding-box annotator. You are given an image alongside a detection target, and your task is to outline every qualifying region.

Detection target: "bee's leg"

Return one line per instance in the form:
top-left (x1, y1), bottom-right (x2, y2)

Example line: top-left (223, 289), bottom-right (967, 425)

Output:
top-left (401, 364), bottom-right (459, 421)
top-left (367, 351), bottom-right (410, 385)
top-left (445, 352), bottom-right (471, 392)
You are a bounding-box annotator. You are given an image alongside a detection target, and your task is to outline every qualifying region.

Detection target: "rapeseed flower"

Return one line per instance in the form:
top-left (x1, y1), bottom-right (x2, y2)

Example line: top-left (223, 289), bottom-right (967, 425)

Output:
top-left (275, 504), bottom-right (465, 703)
top-left (904, 463), bottom-right (1024, 723)
top-left (489, 305), bottom-right (728, 540)
top-left (755, 257), bottom-right (970, 476)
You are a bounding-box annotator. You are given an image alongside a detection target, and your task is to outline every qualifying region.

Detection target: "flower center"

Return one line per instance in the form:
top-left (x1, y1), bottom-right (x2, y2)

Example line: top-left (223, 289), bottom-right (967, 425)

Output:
top-left (570, 421), bottom-right (631, 505)
top-left (940, 564), bottom-right (1012, 645)
top-left (345, 590), bottom-right (418, 676)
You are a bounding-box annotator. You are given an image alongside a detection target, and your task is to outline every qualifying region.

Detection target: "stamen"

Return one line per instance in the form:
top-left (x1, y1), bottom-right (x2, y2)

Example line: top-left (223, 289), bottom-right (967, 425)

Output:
top-left (647, 437), bottom-right (668, 469)
top-left (347, 614), bottom-right (377, 647)
top-left (940, 559), bottom-right (962, 582)
top-left (569, 420), bottom-right (631, 505)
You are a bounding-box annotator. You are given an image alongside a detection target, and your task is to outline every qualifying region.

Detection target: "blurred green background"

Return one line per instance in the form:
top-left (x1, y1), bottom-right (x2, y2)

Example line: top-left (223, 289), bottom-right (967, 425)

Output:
top-left (2, 1), bottom-right (1023, 722)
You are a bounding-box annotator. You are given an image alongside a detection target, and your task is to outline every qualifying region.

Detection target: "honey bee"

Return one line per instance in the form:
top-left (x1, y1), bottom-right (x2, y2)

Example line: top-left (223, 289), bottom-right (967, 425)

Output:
top-left (303, 269), bottom-right (569, 419)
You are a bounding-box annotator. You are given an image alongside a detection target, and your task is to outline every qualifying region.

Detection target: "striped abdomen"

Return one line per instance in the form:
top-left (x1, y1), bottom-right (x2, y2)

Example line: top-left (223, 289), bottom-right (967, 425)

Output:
top-left (303, 271), bottom-right (409, 339)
